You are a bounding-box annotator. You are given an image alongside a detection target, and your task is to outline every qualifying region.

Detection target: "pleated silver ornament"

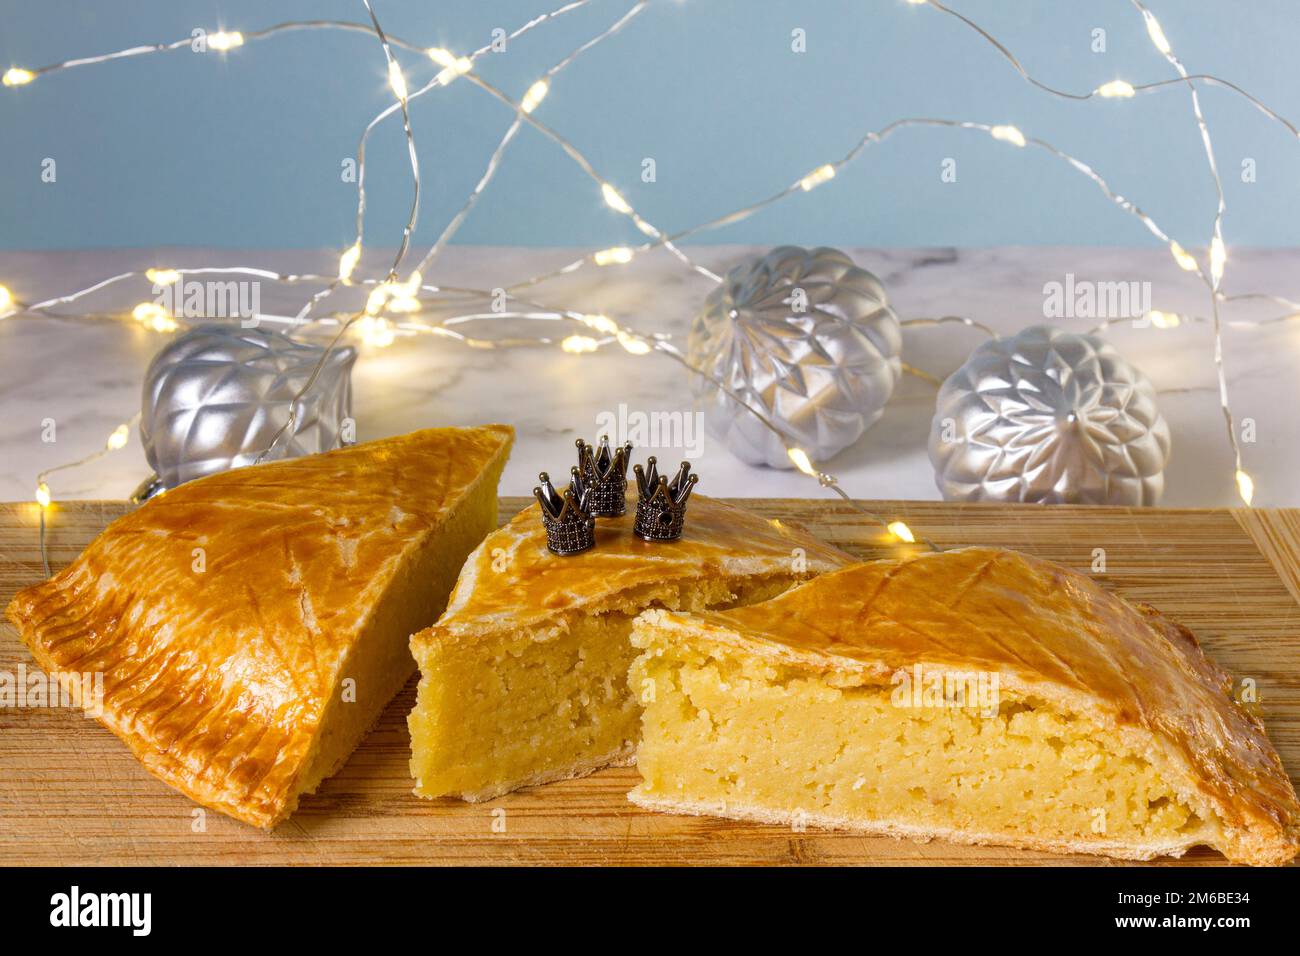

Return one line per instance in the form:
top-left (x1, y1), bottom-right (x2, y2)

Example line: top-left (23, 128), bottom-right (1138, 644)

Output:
top-left (137, 324), bottom-right (355, 495)
top-left (928, 324), bottom-right (1170, 504)
top-left (687, 246), bottom-right (902, 469)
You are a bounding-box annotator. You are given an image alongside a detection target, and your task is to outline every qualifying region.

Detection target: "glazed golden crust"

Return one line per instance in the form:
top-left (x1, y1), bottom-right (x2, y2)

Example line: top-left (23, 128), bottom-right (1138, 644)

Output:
top-left (412, 493), bottom-right (853, 650)
top-left (648, 547), bottom-right (1300, 865)
top-left (6, 425), bottom-right (513, 828)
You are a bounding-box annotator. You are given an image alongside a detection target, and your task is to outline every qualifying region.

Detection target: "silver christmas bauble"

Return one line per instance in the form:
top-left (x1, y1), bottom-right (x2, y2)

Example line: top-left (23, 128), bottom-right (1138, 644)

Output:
top-left (687, 245), bottom-right (902, 469)
top-left (139, 324), bottom-right (356, 492)
top-left (928, 324), bottom-right (1170, 504)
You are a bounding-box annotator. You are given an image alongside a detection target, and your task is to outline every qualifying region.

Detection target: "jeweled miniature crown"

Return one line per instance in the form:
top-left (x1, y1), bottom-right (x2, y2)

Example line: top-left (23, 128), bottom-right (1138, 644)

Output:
top-left (575, 435), bottom-right (634, 517)
top-left (534, 470), bottom-right (596, 556)
top-left (632, 456), bottom-right (698, 542)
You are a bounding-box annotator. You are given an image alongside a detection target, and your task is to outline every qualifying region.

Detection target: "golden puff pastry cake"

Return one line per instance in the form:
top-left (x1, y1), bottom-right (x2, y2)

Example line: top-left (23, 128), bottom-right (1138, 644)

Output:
top-left (6, 424), bottom-right (513, 828)
top-left (408, 494), bottom-right (852, 802)
top-left (629, 546), bottom-right (1300, 866)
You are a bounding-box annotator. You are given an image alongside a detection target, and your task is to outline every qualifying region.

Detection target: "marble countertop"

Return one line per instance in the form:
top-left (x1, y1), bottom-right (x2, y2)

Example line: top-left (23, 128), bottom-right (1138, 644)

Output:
top-left (2, 244), bottom-right (1297, 507)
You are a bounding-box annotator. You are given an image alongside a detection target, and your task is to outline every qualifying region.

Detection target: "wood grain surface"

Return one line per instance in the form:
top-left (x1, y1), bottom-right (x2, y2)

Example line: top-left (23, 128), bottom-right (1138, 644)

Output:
top-left (2, 497), bottom-right (1297, 866)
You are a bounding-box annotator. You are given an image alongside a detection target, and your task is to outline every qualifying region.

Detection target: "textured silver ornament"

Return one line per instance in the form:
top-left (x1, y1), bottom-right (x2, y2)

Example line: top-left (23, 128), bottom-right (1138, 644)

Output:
top-left (138, 324), bottom-right (356, 494)
top-left (928, 324), bottom-right (1170, 504)
top-left (687, 245), bottom-right (902, 469)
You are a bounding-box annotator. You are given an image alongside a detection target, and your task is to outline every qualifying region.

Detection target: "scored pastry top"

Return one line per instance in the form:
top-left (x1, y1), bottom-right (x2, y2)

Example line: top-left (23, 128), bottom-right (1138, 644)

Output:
top-left (417, 493), bottom-right (854, 642)
top-left (6, 424), bottom-right (514, 827)
top-left (642, 546), bottom-right (1300, 865)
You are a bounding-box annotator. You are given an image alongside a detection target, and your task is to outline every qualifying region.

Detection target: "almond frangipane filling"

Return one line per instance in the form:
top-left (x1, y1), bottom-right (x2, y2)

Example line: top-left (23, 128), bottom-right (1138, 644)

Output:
top-left (626, 548), bottom-right (1300, 866)
top-left (407, 495), bottom-right (853, 801)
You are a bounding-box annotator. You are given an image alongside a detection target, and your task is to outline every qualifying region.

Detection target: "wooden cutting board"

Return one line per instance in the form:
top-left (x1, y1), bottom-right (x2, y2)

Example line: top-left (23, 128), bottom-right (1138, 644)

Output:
top-left (2, 497), bottom-right (1298, 867)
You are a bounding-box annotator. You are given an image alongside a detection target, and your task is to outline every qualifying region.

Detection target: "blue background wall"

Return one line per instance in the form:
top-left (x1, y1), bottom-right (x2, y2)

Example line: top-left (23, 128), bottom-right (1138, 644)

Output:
top-left (2, 0), bottom-right (1297, 250)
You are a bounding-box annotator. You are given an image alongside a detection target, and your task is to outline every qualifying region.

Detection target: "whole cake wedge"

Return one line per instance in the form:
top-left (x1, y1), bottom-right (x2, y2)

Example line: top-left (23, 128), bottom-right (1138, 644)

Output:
top-left (629, 546), bottom-right (1300, 866)
top-left (408, 494), bottom-right (851, 801)
top-left (6, 424), bottom-right (513, 828)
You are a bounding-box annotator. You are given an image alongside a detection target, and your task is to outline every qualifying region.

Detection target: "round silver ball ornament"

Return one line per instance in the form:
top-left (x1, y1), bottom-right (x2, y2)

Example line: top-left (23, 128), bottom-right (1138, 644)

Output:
top-left (687, 245), bottom-right (902, 469)
top-left (928, 324), bottom-right (1170, 504)
top-left (137, 324), bottom-right (356, 495)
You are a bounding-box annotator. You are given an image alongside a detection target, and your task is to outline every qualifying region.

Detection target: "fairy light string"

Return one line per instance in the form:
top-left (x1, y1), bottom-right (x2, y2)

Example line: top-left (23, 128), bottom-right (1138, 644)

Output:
top-left (325, 0), bottom-right (712, 331)
top-left (33, 412), bottom-right (141, 577)
top-left (265, 0), bottom-right (654, 459)
top-left (407, 2), bottom-right (659, 287)
top-left (1128, 0), bottom-right (1250, 504)
top-left (321, 0), bottom-right (719, 326)
top-left (8, 1), bottom-right (1299, 544)
top-left (918, 0), bottom-right (1297, 134)
top-left (6, 6), bottom-right (1286, 304)
top-left (257, 0), bottom-right (423, 460)
top-left (909, 0), bottom-right (1259, 503)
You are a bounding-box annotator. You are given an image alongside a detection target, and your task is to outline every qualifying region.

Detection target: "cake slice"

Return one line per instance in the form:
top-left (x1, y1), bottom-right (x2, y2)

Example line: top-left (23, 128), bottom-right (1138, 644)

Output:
top-left (629, 547), bottom-right (1300, 865)
top-left (408, 494), bottom-right (851, 801)
top-left (6, 424), bottom-right (513, 828)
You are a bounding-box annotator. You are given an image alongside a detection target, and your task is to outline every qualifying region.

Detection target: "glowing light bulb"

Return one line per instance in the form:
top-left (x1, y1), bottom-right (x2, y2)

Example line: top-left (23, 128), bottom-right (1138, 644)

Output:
top-left (601, 183), bottom-right (632, 214)
top-left (616, 330), bottom-right (651, 355)
top-left (371, 270), bottom-right (420, 314)
top-left (0, 284), bottom-right (12, 312)
top-left (990, 125), bottom-right (1026, 147)
top-left (388, 60), bottom-right (408, 101)
top-left (1210, 235), bottom-right (1227, 285)
top-left (1169, 240), bottom-right (1198, 272)
top-left (1145, 309), bottom-right (1181, 329)
top-left (393, 270), bottom-right (422, 296)
top-left (787, 448), bottom-right (817, 476)
top-left (799, 164), bottom-right (836, 191)
top-left (887, 520), bottom-right (916, 543)
top-left (132, 302), bottom-right (177, 332)
top-left (365, 284), bottom-right (391, 315)
top-left (428, 48), bottom-right (471, 84)
top-left (593, 246), bottom-right (634, 266)
top-left (3, 67), bottom-right (35, 87)
top-left (357, 315), bottom-right (395, 348)
top-left (386, 295), bottom-right (422, 314)
top-left (146, 268), bottom-right (180, 286)
top-left (208, 32), bottom-right (244, 52)
top-left (582, 314), bottom-right (619, 335)
top-left (1143, 11), bottom-right (1172, 55)
top-left (561, 334), bottom-right (599, 354)
top-left (521, 79), bottom-right (548, 114)
top-left (35, 482), bottom-right (51, 509)
top-left (338, 242), bottom-right (361, 282)
top-left (1096, 80), bottom-right (1136, 99)
top-left (1236, 469), bottom-right (1255, 506)
top-left (106, 424), bottom-right (130, 450)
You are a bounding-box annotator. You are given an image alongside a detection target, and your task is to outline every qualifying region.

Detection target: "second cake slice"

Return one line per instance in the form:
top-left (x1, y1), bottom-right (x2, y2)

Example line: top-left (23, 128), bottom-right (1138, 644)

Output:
top-left (628, 547), bottom-right (1300, 865)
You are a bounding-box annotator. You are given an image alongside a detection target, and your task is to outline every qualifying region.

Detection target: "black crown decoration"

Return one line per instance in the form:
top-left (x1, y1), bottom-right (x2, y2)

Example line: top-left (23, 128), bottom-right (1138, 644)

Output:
top-left (534, 470), bottom-right (596, 556)
top-left (632, 456), bottom-right (698, 542)
top-left (534, 439), bottom-right (701, 554)
top-left (575, 435), bottom-right (633, 516)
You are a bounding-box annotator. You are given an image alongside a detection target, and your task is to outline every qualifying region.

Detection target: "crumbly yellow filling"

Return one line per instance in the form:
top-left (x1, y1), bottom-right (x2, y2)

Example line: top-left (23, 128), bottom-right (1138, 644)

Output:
top-left (298, 467), bottom-right (503, 804)
top-left (630, 635), bottom-right (1218, 852)
top-left (409, 576), bottom-right (797, 801)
